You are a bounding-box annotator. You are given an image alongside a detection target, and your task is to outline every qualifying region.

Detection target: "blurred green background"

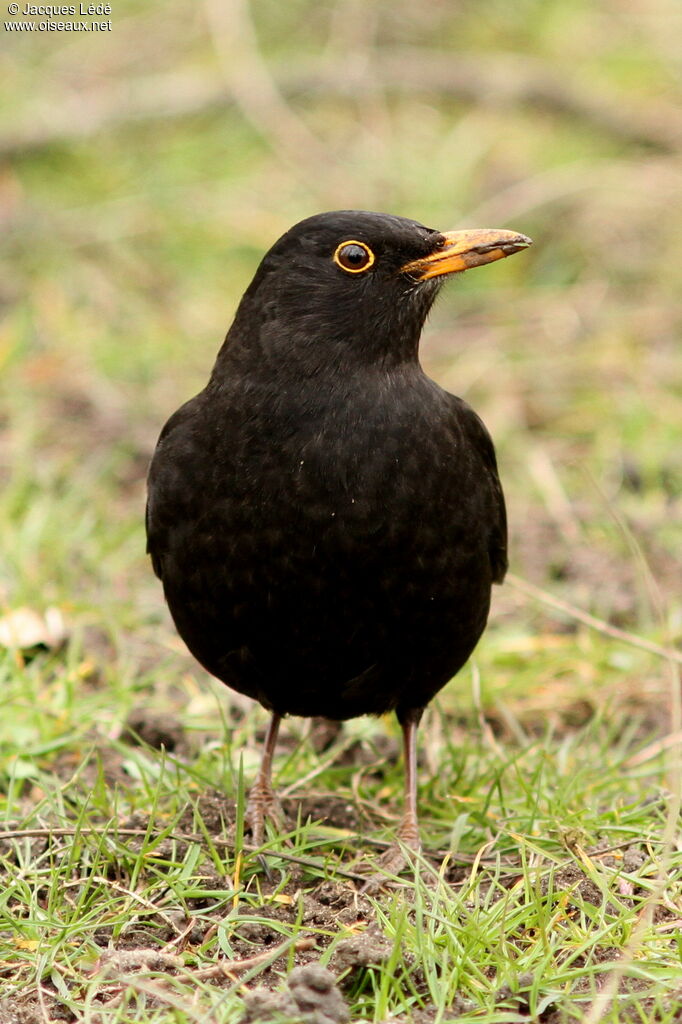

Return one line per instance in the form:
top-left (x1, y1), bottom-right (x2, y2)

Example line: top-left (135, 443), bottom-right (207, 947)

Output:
top-left (1, 0), bottom-right (680, 710)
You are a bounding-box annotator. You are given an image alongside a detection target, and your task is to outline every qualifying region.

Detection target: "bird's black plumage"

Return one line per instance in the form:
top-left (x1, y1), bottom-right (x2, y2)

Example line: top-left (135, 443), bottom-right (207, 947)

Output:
top-left (146, 210), bottom-right (530, 863)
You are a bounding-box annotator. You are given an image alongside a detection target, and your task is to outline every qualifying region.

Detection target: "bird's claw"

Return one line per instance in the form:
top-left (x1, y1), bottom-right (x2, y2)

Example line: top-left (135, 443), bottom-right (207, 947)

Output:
top-left (358, 817), bottom-right (421, 893)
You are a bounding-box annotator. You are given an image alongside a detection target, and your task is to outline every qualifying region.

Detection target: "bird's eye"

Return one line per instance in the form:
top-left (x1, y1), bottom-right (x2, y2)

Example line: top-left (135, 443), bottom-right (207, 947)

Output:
top-left (333, 240), bottom-right (375, 274)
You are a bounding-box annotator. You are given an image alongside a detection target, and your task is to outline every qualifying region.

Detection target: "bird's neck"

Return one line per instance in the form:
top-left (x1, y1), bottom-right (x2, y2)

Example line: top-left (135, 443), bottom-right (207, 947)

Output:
top-left (212, 339), bottom-right (423, 393)
top-left (211, 297), bottom-right (429, 385)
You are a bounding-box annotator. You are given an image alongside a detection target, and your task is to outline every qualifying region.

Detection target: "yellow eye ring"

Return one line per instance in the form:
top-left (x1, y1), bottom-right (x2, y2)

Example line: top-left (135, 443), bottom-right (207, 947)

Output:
top-left (333, 240), bottom-right (375, 274)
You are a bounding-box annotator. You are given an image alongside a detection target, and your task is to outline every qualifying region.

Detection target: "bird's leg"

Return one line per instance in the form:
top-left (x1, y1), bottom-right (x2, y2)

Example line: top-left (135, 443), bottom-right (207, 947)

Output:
top-left (361, 707), bottom-right (423, 890)
top-left (394, 706), bottom-right (422, 851)
top-left (245, 712), bottom-right (283, 846)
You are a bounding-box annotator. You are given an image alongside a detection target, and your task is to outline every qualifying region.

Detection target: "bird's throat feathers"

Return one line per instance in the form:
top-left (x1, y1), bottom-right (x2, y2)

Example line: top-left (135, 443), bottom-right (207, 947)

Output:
top-left (213, 272), bottom-right (442, 384)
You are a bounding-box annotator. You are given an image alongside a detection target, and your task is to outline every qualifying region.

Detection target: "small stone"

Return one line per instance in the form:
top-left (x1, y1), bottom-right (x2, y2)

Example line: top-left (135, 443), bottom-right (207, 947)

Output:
top-left (239, 963), bottom-right (349, 1024)
top-left (333, 932), bottom-right (391, 972)
top-left (289, 964), bottom-right (333, 993)
top-left (241, 988), bottom-right (297, 1022)
top-left (288, 964), bottom-right (349, 1024)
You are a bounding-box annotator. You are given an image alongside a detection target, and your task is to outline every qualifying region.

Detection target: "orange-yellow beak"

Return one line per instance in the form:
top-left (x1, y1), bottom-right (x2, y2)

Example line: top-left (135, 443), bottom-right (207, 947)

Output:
top-left (402, 228), bottom-right (532, 280)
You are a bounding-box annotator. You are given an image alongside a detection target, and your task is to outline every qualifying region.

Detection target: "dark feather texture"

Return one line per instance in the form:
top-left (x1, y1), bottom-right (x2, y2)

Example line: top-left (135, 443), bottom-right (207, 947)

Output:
top-left (145, 210), bottom-right (531, 864)
top-left (147, 211), bottom-right (509, 724)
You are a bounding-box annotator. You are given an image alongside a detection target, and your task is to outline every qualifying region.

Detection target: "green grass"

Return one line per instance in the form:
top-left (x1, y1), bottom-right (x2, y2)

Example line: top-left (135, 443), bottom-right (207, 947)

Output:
top-left (1, 689), bottom-right (680, 1021)
top-left (1, 0), bottom-right (681, 1020)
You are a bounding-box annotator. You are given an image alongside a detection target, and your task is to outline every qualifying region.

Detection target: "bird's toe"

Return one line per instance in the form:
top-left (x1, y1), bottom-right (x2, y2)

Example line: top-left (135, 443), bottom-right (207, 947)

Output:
top-left (245, 785), bottom-right (284, 847)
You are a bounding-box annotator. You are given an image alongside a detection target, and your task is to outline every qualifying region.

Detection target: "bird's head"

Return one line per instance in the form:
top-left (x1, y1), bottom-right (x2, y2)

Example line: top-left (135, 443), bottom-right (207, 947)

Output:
top-left (220, 210), bottom-right (531, 377)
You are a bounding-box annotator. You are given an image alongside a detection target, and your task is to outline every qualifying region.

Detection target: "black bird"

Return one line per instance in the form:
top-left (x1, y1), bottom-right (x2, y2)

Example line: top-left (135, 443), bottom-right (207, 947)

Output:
top-left (146, 210), bottom-right (531, 871)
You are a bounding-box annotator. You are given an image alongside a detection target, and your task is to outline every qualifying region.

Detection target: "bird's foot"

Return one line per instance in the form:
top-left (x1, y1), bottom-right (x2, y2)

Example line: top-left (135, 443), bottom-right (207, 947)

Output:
top-left (244, 780), bottom-right (284, 848)
top-left (358, 817), bottom-right (421, 894)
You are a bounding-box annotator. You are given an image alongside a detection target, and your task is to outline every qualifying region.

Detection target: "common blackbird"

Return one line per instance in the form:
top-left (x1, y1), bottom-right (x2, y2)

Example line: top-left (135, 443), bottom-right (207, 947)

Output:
top-left (146, 210), bottom-right (531, 872)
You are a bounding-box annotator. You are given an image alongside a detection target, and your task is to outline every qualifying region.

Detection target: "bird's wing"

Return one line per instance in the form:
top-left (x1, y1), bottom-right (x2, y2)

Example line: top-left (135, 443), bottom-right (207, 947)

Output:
top-left (449, 396), bottom-right (508, 584)
top-left (144, 498), bottom-right (162, 578)
top-left (145, 396), bottom-right (204, 580)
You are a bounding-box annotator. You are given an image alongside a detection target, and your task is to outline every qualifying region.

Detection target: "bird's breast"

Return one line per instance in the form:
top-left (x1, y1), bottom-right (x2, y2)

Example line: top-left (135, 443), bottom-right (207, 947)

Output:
top-left (148, 373), bottom-right (496, 715)
top-left (233, 384), bottom-right (461, 538)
